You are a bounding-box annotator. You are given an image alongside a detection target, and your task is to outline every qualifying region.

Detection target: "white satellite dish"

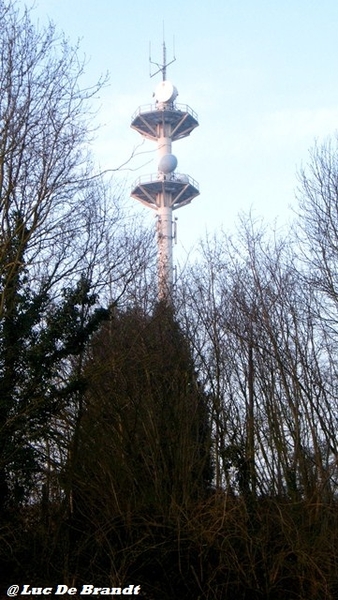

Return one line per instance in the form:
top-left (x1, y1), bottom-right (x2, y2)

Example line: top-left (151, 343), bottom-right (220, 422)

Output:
top-left (154, 80), bottom-right (178, 104)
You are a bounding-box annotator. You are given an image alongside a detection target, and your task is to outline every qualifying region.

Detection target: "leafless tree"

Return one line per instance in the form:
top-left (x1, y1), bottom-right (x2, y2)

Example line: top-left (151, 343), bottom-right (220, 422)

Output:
top-left (178, 212), bottom-right (338, 503)
top-left (0, 0), bottom-right (156, 516)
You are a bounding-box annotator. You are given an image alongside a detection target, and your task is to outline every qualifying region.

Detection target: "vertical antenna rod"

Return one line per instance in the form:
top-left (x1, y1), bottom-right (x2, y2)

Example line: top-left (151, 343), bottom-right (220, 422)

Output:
top-left (162, 40), bottom-right (166, 81)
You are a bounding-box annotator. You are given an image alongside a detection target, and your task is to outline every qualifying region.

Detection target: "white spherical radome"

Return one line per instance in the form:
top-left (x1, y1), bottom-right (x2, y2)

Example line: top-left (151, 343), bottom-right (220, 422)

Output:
top-left (158, 153), bottom-right (178, 174)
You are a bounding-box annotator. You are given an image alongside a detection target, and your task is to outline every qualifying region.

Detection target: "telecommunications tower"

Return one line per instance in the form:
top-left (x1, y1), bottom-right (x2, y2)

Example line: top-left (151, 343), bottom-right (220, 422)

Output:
top-left (130, 42), bottom-right (199, 303)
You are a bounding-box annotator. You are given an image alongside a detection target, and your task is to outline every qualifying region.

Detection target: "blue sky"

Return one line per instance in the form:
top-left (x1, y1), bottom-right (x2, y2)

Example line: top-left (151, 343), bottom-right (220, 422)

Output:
top-left (32, 0), bottom-right (338, 258)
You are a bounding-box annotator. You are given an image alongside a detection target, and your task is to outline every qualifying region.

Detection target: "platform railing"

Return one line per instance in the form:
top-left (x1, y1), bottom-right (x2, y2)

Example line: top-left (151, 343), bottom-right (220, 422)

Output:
top-left (132, 172), bottom-right (199, 191)
top-left (131, 102), bottom-right (198, 123)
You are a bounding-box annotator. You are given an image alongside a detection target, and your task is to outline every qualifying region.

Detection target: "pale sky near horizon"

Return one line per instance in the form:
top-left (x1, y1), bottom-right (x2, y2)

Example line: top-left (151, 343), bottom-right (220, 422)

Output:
top-left (29, 0), bottom-right (338, 261)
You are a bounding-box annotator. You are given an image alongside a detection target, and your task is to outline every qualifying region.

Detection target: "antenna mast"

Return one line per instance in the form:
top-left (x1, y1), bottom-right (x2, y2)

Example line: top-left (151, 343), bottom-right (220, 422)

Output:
top-left (149, 37), bottom-right (176, 81)
top-left (131, 39), bottom-right (199, 304)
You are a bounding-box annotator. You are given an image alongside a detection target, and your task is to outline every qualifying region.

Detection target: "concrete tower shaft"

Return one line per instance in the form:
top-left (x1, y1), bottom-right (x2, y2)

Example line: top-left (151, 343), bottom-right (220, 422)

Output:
top-left (157, 202), bottom-right (174, 299)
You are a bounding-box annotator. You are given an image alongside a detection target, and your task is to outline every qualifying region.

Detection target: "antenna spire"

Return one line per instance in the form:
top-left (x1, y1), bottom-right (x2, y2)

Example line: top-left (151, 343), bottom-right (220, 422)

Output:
top-left (162, 40), bottom-right (166, 81)
top-left (149, 34), bottom-right (176, 80)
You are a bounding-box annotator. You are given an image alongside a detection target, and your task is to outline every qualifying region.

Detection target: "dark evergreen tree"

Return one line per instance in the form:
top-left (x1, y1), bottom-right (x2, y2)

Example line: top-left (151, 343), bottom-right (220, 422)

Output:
top-left (67, 303), bottom-right (212, 585)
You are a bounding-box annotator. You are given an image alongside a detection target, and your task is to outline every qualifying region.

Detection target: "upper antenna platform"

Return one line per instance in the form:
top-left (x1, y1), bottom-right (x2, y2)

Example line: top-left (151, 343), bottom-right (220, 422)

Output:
top-left (149, 38), bottom-right (176, 81)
